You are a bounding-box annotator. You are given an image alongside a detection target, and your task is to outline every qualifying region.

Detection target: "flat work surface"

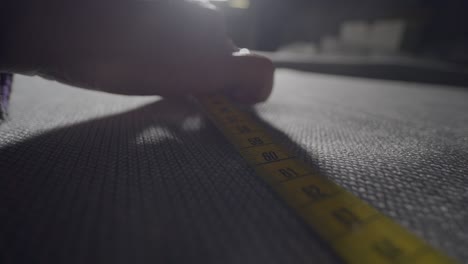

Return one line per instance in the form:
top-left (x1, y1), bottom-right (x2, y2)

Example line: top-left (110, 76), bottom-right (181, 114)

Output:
top-left (1, 70), bottom-right (467, 263)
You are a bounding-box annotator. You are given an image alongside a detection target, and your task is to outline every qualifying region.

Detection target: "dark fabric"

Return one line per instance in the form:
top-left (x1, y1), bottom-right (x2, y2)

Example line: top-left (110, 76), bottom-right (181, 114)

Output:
top-left (1, 71), bottom-right (467, 263)
top-left (0, 73), bottom-right (13, 119)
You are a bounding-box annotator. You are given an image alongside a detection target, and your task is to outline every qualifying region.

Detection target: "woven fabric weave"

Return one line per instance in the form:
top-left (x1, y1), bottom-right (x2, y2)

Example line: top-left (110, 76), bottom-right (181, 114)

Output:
top-left (0, 73), bottom-right (13, 119)
top-left (1, 70), bottom-right (467, 263)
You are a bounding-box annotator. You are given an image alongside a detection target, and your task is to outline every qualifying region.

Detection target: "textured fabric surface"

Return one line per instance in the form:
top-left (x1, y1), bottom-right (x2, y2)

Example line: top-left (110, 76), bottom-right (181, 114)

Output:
top-left (0, 70), bottom-right (467, 263)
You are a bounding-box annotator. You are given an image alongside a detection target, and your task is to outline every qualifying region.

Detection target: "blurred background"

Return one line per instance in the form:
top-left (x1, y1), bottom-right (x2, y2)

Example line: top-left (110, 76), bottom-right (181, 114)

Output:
top-left (211, 0), bottom-right (468, 86)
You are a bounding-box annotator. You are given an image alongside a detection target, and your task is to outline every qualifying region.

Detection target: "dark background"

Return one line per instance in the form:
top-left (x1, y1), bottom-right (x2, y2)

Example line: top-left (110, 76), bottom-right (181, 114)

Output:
top-left (215, 0), bottom-right (468, 66)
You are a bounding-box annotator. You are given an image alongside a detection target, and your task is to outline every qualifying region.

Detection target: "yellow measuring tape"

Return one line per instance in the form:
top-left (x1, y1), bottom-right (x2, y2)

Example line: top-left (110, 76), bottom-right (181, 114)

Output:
top-left (197, 94), bottom-right (455, 264)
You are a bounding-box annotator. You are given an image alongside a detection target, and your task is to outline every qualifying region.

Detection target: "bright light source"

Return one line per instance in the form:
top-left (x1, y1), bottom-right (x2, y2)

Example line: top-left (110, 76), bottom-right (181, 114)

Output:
top-left (210, 0), bottom-right (250, 9)
top-left (229, 0), bottom-right (250, 9)
top-left (233, 48), bottom-right (251, 56)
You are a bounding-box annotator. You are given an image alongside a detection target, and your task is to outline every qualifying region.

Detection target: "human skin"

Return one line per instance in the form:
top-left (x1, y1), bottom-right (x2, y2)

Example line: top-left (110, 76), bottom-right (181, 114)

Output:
top-left (0, 0), bottom-right (274, 103)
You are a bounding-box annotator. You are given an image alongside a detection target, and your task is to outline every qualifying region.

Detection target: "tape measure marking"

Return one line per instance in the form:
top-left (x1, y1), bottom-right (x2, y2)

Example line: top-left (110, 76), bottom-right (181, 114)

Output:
top-left (197, 94), bottom-right (455, 264)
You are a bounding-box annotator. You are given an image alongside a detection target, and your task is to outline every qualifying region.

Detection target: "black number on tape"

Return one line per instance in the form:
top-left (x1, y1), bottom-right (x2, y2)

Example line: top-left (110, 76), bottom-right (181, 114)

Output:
top-left (372, 239), bottom-right (404, 261)
top-left (237, 126), bottom-right (252, 133)
top-left (248, 137), bottom-right (264, 146)
top-left (302, 184), bottom-right (328, 201)
top-left (262, 151), bottom-right (279, 162)
top-left (332, 208), bottom-right (362, 229)
top-left (279, 168), bottom-right (299, 179)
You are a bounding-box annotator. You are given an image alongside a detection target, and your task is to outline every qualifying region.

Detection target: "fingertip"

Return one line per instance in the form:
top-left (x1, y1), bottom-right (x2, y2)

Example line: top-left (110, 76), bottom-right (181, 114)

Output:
top-left (227, 53), bottom-right (274, 104)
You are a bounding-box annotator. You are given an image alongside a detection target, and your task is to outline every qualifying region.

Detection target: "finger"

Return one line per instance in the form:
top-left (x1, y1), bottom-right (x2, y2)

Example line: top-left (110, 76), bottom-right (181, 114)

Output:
top-left (49, 52), bottom-right (274, 104)
top-left (152, 53), bottom-right (274, 103)
top-left (224, 53), bottom-right (275, 103)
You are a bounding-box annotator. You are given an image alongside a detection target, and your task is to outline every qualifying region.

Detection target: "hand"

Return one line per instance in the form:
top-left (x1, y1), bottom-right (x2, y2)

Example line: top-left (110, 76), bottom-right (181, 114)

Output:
top-left (1, 0), bottom-right (274, 103)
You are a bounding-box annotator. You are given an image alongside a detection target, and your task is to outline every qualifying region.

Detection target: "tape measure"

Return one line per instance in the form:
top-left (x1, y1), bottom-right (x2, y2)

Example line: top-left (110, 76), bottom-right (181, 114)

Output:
top-left (197, 94), bottom-right (456, 264)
